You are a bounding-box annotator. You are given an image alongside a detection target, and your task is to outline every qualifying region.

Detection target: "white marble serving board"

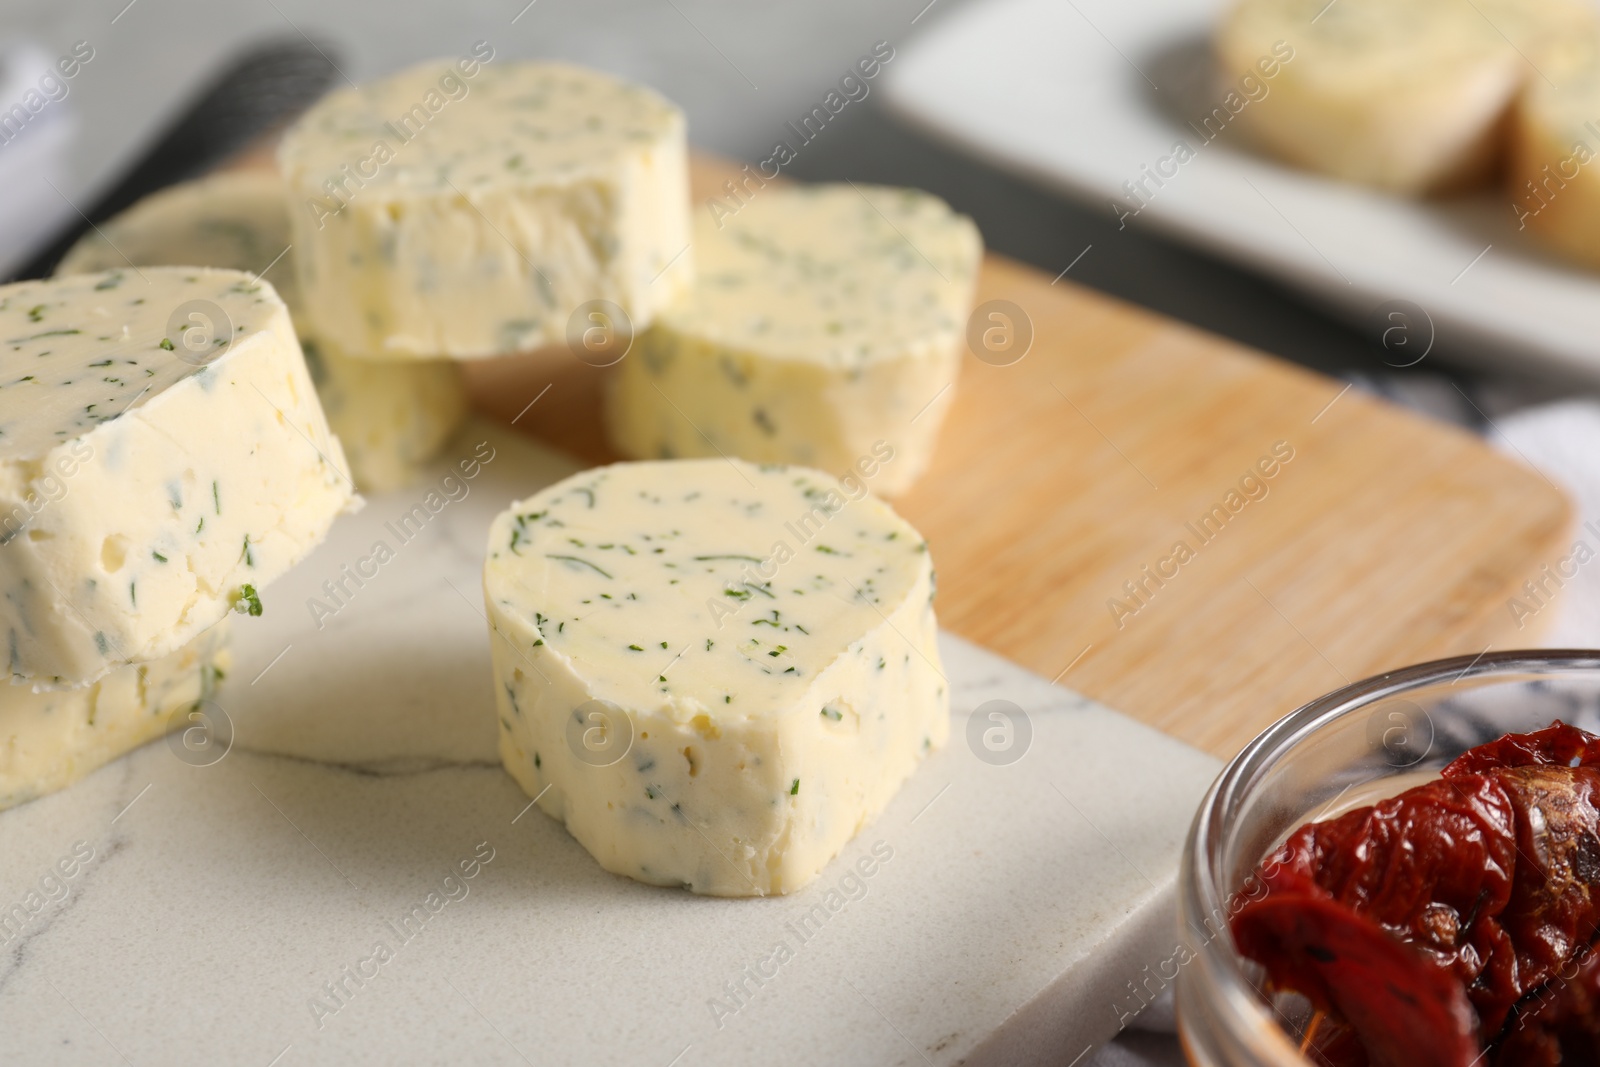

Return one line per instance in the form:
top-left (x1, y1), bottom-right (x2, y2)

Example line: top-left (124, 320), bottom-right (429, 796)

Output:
top-left (0, 421), bottom-right (1220, 1067)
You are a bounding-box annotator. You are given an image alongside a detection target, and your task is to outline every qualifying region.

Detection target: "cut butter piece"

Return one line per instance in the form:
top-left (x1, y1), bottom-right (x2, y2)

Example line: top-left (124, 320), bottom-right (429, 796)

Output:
top-left (298, 336), bottom-right (466, 493)
top-left (0, 620), bottom-right (230, 810)
top-left (1512, 35), bottom-right (1600, 270)
top-left (483, 458), bottom-right (948, 897)
top-left (0, 267), bottom-right (353, 686)
top-left (604, 185), bottom-right (981, 497)
top-left (279, 59), bottom-right (692, 359)
top-left (56, 171), bottom-right (468, 493)
top-left (1217, 0), bottom-right (1597, 193)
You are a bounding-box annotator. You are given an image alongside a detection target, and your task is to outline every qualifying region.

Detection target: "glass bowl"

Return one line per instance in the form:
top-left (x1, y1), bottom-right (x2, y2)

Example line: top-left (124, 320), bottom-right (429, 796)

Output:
top-left (1176, 649), bottom-right (1600, 1066)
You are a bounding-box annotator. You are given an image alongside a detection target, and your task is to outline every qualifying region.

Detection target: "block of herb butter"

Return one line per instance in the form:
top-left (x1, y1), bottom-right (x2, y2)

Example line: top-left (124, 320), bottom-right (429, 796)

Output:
top-left (483, 458), bottom-right (948, 897)
top-left (278, 57), bottom-right (692, 359)
top-left (604, 185), bottom-right (980, 497)
top-left (0, 619), bottom-right (230, 810)
top-left (0, 267), bottom-right (353, 686)
top-left (56, 171), bottom-right (468, 493)
top-left (1217, 0), bottom-right (1598, 194)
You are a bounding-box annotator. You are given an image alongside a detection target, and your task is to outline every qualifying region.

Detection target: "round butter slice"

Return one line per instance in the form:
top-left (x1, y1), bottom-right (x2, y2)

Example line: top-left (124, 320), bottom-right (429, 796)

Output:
top-left (0, 267), bottom-right (353, 685)
top-left (1512, 35), bottom-right (1600, 269)
top-left (483, 459), bottom-right (948, 897)
top-left (604, 185), bottom-right (981, 497)
top-left (1217, 0), bottom-right (1580, 193)
top-left (0, 620), bottom-right (230, 810)
top-left (57, 171), bottom-right (468, 493)
top-left (279, 58), bottom-right (692, 359)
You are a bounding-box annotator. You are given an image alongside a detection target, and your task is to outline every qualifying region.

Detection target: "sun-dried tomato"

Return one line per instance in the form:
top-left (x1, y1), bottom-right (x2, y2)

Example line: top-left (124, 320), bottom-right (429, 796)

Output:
top-left (1229, 723), bottom-right (1600, 1067)
top-left (1494, 947), bottom-right (1600, 1065)
top-left (1493, 766), bottom-right (1600, 1027)
top-left (1233, 774), bottom-right (1513, 1066)
top-left (1247, 774), bottom-right (1519, 1024)
top-left (1231, 892), bottom-right (1477, 1067)
top-left (1444, 722), bottom-right (1600, 778)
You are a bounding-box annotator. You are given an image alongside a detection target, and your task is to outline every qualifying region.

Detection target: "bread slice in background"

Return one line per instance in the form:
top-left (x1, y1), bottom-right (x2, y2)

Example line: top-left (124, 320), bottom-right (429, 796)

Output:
top-left (1511, 30), bottom-right (1600, 268)
top-left (1217, 0), bottom-right (1598, 195)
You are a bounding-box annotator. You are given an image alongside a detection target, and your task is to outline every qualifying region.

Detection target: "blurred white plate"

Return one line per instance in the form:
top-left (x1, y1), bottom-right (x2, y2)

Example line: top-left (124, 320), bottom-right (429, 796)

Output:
top-left (884, 0), bottom-right (1600, 382)
top-left (0, 41), bottom-right (78, 279)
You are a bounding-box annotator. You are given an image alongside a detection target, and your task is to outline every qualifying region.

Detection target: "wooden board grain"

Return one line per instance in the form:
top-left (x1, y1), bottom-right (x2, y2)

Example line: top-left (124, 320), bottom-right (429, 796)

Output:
top-left (448, 159), bottom-right (1569, 758)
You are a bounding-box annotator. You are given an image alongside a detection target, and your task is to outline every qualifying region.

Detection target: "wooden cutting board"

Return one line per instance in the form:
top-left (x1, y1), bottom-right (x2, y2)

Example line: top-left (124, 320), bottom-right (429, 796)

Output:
top-left (452, 158), bottom-right (1573, 760)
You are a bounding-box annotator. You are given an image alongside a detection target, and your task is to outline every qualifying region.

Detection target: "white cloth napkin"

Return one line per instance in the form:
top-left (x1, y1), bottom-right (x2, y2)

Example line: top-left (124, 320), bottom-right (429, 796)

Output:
top-left (1088, 381), bottom-right (1600, 1066)
top-left (1482, 400), bottom-right (1600, 646)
